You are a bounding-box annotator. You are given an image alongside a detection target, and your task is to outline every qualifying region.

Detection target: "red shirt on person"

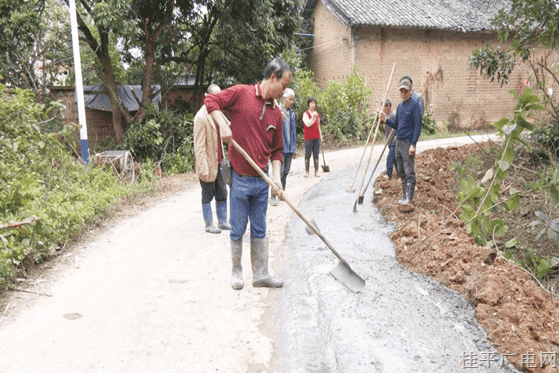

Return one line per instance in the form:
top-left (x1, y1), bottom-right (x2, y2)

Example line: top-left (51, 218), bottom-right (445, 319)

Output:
top-left (204, 83), bottom-right (284, 177)
top-left (303, 110), bottom-right (321, 140)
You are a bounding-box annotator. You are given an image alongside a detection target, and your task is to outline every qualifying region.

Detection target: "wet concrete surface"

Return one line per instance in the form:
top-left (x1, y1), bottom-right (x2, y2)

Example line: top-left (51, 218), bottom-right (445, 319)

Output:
top-left (270, 164), bottom-right (521, 373)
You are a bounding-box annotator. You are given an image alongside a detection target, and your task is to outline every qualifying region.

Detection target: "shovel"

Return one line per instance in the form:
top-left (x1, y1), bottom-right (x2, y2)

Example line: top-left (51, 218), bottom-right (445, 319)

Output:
top-left (353, 63), bottom-right (395, 210)
top-left (231, 140), bottom-right (365, 293)
top-left (318, 126), bottom-right (330, 172)
top-left (347, 63), bottom-right (395, 193)
top-left (353, 130), bottom-right (396, 213)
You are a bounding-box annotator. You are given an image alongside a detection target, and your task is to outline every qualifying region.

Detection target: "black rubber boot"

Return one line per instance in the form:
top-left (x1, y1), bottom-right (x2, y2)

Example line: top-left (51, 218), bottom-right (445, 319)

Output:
top-left (405, 181), bottom-right (416, 205)
top-left (251, 237), bottom-right (283, 288)
top-left (230, 239), bottom-right (243, 290)
top-left (397, 180), bottom-right (407, 205)
top-left (314, 159), bottom-right (320, 177)
top-left (304, 158), bottom-right (310, 177)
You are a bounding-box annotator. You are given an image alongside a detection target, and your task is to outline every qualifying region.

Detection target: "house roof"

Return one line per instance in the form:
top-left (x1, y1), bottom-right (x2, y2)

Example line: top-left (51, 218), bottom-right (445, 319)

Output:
top-left (303, 0), bottom-right (511, 32)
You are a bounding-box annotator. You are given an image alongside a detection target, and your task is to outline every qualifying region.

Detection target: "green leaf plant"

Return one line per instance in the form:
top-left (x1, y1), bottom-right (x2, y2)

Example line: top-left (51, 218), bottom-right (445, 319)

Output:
top-left (458, 87), bottom-right (543, 247)
top-left (457, 87), bottom-right (559, 282)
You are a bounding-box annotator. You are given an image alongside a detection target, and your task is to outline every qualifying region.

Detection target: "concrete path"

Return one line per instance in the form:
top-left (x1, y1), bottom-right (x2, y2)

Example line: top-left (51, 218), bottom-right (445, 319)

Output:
top-left (0, 134), bottom-right (514, 373)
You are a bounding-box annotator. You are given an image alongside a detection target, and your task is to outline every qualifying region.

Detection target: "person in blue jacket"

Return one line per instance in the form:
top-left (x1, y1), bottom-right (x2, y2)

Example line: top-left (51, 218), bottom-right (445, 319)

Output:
top-left (271, 88), bottom-right (296, 206)
top-left (380, 77), bottom-right (422, 205)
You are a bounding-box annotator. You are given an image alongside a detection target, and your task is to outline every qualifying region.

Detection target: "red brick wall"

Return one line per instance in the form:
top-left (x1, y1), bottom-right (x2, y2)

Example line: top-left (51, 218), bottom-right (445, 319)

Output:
top-left (307, 1), bottom-right (558, 130)
top-left (51, 86), bottom-right (202, 152)
top-left (308, 0), bottom-right (353, 90)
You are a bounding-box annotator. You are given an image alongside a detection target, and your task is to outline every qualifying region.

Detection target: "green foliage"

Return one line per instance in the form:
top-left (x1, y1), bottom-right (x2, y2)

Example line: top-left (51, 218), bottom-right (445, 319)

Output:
top-left (0, 80), bottom-right (142, 289)
top-left (0, 0), bottom-right (76, 91)
top-left (470, 0), bottom-right (559, 124)
top-left (531, 211), bottom-right (559, 244)
top-left (422, 111), bottom-right (439, 135)
top-left (291, 66), bottom-right (373, 144)
top-left (455, 87), bottom-right (559, 282)
top-left (533, 120), bottom-right (559, 160)
top-left (503, 243), bottom-right (559, 280)
top-left (124, 104), bottom-right (194, 174)
top-left (457, 88), bottom-right (543, 246)
top-left (470, 45), bottom-right (516, 87)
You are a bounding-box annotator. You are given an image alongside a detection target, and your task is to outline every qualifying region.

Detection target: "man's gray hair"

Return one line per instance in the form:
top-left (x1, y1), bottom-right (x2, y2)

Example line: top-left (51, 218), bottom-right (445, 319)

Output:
top-left (263, 57), bottom-right (291, 80)
top-left (283, 88), bottom-right (295, 98)
top-left (206, 83), bottom-right (221, 95)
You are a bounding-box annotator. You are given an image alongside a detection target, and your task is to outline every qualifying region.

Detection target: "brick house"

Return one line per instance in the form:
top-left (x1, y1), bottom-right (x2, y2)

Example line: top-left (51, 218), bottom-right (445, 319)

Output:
top-left (51, 83), bottom-right (204, 152)
top-left (303, 0), bottom-right (544, 130)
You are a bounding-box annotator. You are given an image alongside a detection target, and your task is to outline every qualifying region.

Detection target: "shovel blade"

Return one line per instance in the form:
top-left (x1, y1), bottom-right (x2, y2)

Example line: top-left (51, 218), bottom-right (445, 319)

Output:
top-left (322, 165), bottom-right (330, 172)
top-left (358, 195), bottom-right (364, 205)
top-left (330, 261), bottom-right (366, 293)
top-left (305, 219), bottom-right (320, 235)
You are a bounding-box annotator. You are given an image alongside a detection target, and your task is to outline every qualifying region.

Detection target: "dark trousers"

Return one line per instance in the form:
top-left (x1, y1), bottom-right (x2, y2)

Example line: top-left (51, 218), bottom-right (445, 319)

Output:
top-left (304, 139), bottom-right (320, 160)
top-left (395, 139), bottom-right (416, 185)
top-left (199, 169), bottom-right (228, 205)
top-left (386, 143), bottom-right (396, 178)
top-left (280, 153), bottom-right (294, 190)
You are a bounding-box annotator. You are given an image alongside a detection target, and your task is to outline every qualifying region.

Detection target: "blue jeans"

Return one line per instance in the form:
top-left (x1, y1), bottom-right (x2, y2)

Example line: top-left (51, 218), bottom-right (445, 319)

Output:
top-left (230, 170), bottom-right (269, 241)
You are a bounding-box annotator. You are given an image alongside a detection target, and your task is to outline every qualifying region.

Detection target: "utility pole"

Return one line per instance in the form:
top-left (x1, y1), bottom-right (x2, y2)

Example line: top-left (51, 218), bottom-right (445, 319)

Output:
top-left (68, 0), bottom-right (89, 166)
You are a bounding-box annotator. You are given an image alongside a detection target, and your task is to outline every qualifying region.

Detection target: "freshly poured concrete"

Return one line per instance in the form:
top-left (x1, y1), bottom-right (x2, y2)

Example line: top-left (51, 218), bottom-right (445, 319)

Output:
top-left (270, 164), bottom-right (520, 373)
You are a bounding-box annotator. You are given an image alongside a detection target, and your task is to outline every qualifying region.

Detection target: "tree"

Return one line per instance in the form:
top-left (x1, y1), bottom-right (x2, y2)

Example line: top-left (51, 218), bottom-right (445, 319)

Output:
top-left (0, 0), bottom-right (70, 94)
top-left (470, 0), bottom-right (559, 124)
top-left (64, 0), bottom-right (303, 145)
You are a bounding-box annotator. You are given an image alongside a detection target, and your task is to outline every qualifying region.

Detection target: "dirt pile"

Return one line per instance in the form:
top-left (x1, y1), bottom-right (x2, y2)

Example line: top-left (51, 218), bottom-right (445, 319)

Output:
top-left (373, 143), bottom-right (559, 373)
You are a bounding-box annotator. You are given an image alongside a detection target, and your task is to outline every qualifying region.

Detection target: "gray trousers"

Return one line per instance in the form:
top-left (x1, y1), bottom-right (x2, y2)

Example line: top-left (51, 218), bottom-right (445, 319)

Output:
top-left (395, 139), bottom-right (416, 185)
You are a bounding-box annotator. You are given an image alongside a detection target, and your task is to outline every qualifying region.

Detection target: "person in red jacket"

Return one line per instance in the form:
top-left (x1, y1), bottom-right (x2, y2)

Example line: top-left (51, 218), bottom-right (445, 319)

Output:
top-left (302, 97), bottom-right (321, 177)
top-left (204, 57), bottom-right (291, 290)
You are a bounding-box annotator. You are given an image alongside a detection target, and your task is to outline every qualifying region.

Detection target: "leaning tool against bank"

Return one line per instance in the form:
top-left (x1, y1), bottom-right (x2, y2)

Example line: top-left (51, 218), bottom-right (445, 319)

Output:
top-left (204, 57), bottom-right (290, 290)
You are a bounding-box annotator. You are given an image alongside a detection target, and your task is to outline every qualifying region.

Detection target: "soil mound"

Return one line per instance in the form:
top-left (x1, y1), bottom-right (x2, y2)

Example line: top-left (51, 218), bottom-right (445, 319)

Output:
top-left (373, 143), bottom-right (559, 373)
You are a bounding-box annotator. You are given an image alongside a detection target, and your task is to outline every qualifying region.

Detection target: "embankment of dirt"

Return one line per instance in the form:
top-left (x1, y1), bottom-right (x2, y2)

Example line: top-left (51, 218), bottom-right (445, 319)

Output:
top-left (373, 143), bottom-right (559, 373)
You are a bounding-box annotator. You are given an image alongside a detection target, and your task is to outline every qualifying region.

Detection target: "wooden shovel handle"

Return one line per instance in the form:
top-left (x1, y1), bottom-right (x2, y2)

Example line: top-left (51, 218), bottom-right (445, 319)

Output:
top-left (231, 140), bottom-right (349, 266)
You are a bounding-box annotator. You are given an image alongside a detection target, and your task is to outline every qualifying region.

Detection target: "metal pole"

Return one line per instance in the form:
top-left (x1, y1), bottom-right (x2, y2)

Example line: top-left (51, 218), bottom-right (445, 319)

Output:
top-left (68, 0), bottom-right (89, 166)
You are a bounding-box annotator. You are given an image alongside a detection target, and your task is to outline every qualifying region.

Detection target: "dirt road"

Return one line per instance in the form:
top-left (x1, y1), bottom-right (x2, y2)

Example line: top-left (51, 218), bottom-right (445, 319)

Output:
top-left (0, 134), bottom-right (517, 373)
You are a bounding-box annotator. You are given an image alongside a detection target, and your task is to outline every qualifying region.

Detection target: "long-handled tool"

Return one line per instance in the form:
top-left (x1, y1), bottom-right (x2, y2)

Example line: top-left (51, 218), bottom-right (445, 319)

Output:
top-left (353, 130), bottom-right (396, 213)
top-left (347, 63), bottom-right (395, 193)
top-left (347, 114), bottom-right (379, 193)
top-left (353, 64), bottom-right (395, 209)
top-left (231, 140), bottom-right (365, 293)
top-left (318, 125), bottom-right (330, 172)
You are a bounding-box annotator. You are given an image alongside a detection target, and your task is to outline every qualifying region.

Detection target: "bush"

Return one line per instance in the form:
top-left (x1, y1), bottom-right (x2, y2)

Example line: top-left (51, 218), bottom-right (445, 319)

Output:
top-left (290, 66), bottom-right (372, 145)
top-left (0, 81), bottom-right (140, 289)
top-left (533, 120), bottom-right (559, 161)
top-left (422, 111), bottom-right (439, 135)
top-left (124, 104), bottom-right (194, 174)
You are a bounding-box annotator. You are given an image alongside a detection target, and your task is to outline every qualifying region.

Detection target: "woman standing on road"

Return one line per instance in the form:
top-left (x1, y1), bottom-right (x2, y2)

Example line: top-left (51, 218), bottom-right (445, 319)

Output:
top-left (302, 97), bottom-right (321, 178)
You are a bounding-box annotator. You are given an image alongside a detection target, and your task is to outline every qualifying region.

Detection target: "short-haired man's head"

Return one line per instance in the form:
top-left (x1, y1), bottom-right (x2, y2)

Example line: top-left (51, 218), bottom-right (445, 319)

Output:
top-left (283, 88), bottom-right (295, 98)
top-left (399, 79), bottom-right (412, 92)
top-left (400, 75), bottom-right (413, 85)
top-left (206, 83), bottom-right (221, 96)
top-left (263, 57), bottom-right (291, 80)
top-left (307, 97), bottom-right (317, 108)
top-left (382, 99), bottom-right (392, 108)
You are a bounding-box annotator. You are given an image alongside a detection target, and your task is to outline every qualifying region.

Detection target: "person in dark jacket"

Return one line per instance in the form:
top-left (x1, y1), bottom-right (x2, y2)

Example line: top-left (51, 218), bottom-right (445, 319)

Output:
top-left (270, 88), bottom-right (296, 206)
top-left (380, 77), bottom-right (422, 205)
